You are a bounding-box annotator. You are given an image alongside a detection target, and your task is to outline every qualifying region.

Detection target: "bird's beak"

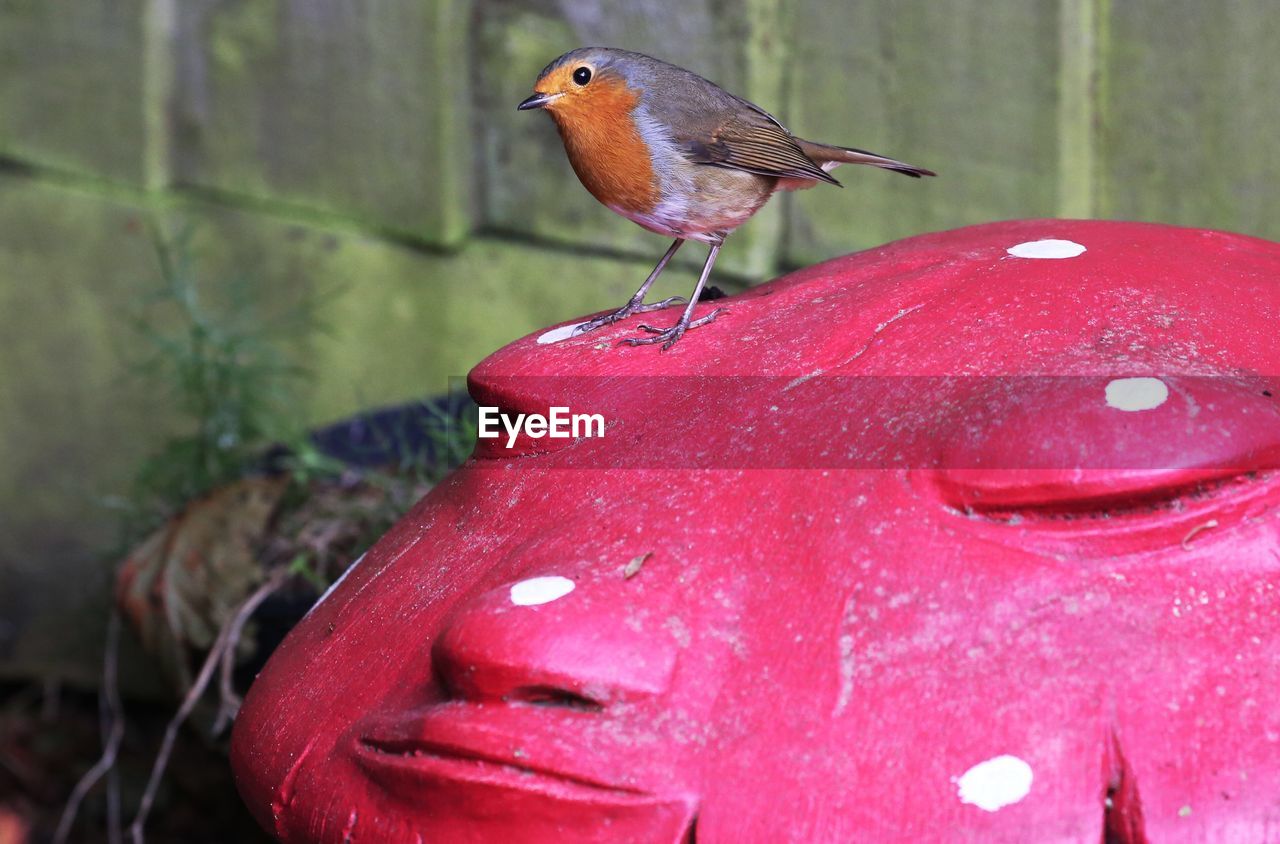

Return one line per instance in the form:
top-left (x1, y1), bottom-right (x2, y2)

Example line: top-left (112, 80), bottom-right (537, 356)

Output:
top-left (517, 92), bottom-right (559, 111)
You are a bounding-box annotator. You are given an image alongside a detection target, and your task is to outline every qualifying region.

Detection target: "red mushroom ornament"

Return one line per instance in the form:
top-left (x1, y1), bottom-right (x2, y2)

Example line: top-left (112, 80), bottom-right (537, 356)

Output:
top-left (232, 221), bottom-right (1280, 843)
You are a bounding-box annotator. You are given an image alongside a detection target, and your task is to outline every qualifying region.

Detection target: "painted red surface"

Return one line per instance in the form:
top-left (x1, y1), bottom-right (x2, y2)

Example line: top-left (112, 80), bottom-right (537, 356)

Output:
top-left (232, 220), bottom-right (1280, 842)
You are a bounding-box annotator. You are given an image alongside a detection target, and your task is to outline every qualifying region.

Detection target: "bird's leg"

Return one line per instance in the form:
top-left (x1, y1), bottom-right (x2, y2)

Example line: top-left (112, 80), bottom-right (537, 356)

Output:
top-left (624, 242), bottom-right (727, 351)
top-left (572, 238), bottom-right (686, 336)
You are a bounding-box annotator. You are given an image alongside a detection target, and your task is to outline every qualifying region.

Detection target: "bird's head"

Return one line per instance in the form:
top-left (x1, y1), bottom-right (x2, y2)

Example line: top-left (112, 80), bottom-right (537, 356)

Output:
top-left (517, 48), bottom-right (641, 121)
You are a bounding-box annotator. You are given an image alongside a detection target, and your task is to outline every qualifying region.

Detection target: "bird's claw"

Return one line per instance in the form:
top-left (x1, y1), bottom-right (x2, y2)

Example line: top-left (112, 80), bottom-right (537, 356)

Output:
top-left (622, 325), bottom-right (685, 350)
top-left (572, 296), bottom-right (688, 336)
top-left (616, 325), bottom-right (680, 348)
top-left (631, 295), bottom-right (686, 314)
top-left (622, 307), bottom-right (727, 351)
top-left (571, 314), bottom-right (616, 336)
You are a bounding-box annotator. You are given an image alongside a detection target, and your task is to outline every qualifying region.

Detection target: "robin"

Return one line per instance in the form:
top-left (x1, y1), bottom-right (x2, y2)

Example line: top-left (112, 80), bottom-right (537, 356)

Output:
top-left (518, 47), bottom-right (935, 350)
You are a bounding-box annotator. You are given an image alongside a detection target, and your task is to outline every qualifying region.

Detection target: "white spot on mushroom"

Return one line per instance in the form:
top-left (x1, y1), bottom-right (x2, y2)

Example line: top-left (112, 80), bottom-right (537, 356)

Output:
top-left (537, 322), bottom-right (590, 345)
top-left (1105, 377), bottom-right (1169, 412)
top-left (510, 575), bottom-right (575, 606)
top-left (1007, 239), bottom-right (1087, 259)
top-left (955, 755), bottom-right (1034, 812)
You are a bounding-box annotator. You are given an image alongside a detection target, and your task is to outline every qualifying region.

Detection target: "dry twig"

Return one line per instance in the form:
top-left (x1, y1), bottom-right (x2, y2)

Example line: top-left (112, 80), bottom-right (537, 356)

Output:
top-left (128, 568), bottom-right (289, 844)
top-left (214, 567), bottom-right (290, 734)
top-left (53, 612), bottom-right (124, 844)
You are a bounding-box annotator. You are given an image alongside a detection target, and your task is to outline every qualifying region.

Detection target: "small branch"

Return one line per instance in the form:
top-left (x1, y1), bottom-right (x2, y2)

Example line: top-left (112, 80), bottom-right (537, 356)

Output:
top-left (214, 568), bottom-right (290, 735)
top-left (100, 652), bottom-right (123, 844)
top-left (129, 567), bottom-right (290, 844)
top-left (53, 613), bottom-right (125, 844)
top-left (214, 633), bottom-right (240, 737)
top-left (107, 760), bottom-right (123, 844)
top-left (103, 646), bottom-right (124, 844)
top-left (128, 611), bottom-right (234, 844)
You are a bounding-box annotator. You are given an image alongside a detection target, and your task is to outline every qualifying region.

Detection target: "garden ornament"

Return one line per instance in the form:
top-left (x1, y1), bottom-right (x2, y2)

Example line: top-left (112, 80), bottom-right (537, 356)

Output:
top-left (232, 220), bottom-right (1280, 842)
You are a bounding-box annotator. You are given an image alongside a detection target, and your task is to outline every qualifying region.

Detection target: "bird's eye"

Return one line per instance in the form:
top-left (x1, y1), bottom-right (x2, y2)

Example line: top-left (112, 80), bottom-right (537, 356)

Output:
top-left (572, 66), bottom-right (592, 86)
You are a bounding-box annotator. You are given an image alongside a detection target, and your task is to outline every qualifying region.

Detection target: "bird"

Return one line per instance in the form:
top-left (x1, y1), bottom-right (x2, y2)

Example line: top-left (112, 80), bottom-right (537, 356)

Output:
top-left (518, 47), bottom-right (935, 350)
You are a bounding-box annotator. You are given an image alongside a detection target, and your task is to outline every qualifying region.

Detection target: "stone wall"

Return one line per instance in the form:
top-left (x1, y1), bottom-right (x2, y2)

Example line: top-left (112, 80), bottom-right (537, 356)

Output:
top-left (2, 0), bottom-right (1277, 683)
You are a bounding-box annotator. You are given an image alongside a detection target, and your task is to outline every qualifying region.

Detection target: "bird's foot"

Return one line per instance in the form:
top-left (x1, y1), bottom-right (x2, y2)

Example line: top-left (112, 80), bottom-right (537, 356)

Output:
top-left (572, 296), bottom-right (686, 336)
top-left (622, 307), bottom-right (727, 351)
top-left (631, 295), bottom-right (688, 314)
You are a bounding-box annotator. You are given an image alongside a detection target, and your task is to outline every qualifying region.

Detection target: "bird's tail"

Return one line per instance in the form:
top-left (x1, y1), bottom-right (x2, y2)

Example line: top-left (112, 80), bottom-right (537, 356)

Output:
top-left (797, 140), bottom-right (936, 179)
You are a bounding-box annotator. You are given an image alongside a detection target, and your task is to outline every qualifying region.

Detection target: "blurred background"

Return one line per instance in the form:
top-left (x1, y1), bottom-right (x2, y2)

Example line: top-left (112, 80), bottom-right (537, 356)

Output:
top-left (1, 0), bottom-right (1277, 840)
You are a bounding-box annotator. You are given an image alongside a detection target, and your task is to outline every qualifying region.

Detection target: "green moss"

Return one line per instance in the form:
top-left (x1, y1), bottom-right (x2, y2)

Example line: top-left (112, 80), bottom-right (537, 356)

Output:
top-left (785, 0), bottom-right (1061, 266)
top-left (208, 0), bottom-right (279, 73)
top-left (0, 0), bottom-right (159, 185)
top-left (1099, 0), bottom-right (1280, 238)
top-left (177, 0), bottom-right (471, 247)
top-left (0, 175), bottom-right (169, 684)
top-left (1056, 0), bottom-right (1100, 218)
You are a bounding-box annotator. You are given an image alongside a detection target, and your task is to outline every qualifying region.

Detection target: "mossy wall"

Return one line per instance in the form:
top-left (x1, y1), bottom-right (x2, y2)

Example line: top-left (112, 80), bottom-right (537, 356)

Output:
top-left (1, 0), bottom-right (1278, 682)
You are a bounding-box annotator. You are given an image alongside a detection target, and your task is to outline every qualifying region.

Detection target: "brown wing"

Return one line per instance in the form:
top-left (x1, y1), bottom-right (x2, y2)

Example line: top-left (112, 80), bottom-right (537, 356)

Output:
top-left (678, 110), bottom-right (840, 186)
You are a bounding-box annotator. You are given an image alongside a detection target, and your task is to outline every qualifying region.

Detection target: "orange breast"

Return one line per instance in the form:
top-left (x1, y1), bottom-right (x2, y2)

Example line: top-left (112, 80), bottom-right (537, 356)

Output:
top-left (549, 80), bottom-right (660, 215)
